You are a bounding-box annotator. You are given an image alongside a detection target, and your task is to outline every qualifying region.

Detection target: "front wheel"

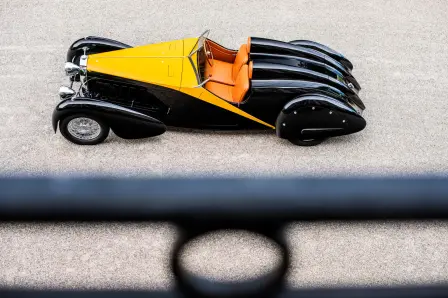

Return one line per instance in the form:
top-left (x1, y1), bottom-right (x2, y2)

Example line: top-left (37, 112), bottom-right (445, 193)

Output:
top-left (288, 138), bottom-right (326, 146)
top-left (59, 114), bottom-right (110, 145)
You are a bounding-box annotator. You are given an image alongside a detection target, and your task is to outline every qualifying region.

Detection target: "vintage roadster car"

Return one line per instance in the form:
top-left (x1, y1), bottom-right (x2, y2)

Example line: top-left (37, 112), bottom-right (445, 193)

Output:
top-left (52, 30), bottom-right (366, 146)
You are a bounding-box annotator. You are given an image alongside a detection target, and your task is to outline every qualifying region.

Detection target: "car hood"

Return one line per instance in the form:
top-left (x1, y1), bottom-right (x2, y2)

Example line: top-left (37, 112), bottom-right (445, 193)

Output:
top-left (87, 38), bottom-right (198, 90)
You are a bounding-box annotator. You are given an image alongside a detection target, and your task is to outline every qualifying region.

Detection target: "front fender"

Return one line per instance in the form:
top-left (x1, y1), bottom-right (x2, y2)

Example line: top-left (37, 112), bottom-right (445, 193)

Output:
top-left (67, 36), bottom-right (132, 63)
top-left (52, 98), bottom-right (166, 139)
top-left (276, 94), bottom-right (366, 140)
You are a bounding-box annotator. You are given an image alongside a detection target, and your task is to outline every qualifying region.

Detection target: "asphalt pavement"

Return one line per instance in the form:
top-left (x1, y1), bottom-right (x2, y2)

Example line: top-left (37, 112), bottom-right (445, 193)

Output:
top-left (1, 0), bottom-right (448, 290)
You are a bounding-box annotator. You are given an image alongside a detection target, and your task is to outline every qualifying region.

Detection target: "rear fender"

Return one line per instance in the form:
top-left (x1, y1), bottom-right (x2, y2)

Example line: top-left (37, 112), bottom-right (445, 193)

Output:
top-left (250, 53), bottom-right (360, 91)
top-left (289, 40), bottom-right (354, 71)
top-left (249, 37), bottom-right (351, 75)
top-left (275, 94), bottom-right (366, 140)
top-left (52, 98), bottom-right (166, 139)
top-left (252, 61), bottom-right (355, 95)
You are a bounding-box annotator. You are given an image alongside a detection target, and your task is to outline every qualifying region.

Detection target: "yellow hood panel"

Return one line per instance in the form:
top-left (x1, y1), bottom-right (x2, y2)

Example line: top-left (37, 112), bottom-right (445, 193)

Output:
top-left (87, 39), bottom-right (189, 89)
top-left (90, 39), bottom-right (184, 58)
top-left (183, 37), bottom-right (200, 56)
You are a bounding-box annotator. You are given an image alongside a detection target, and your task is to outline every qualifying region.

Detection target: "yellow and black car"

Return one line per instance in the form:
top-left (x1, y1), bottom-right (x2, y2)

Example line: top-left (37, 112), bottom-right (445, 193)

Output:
top-left (53, 30), bottom-right (366, 146)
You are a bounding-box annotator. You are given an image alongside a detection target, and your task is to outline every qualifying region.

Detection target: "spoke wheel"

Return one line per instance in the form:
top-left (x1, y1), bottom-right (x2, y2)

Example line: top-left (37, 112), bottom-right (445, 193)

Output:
top-left (67, 117), bottom-right (101, 140)
top-left (59, 114), bottom-right (109, 145)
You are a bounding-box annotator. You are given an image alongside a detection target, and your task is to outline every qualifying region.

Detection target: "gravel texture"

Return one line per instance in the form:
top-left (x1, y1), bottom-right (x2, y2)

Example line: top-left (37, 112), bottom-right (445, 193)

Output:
top-left (1, 0), bottom-right (448, 177)
top-left (1, 0), bottom-right (448, 290)
top-left (0, 222), bottom-right (448, 289)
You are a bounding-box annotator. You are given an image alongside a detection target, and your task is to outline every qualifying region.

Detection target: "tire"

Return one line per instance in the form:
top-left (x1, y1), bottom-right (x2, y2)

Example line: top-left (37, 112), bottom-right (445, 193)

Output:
top-left (288, 138), bottom-right (326, 147)
top-left (59, 114), bottom-right (110, 145)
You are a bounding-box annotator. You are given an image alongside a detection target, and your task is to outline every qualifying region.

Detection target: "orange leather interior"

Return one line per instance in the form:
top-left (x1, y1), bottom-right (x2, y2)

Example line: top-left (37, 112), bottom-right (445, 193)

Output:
top-left (205, 60), bottom-right (234, 85)
top-left (205, 65), bottom-right (249, 104)
top-left (206, 40), bottom-right (237, 63)
top-left (203, 38), bottom-right (252, 103)
top-left (233, 65), bottom-right (250, 103)
top-left (248, 61), bottom-right (253, 79)
top-left (204, 43), bottom-right (249, 86)
top-left (232, 44), bottom-right (249, 81)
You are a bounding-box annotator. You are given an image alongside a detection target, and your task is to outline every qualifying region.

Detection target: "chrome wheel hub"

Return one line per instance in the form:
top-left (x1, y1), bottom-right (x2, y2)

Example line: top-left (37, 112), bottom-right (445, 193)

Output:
top-left (67, 117), bottom-right (101, 140)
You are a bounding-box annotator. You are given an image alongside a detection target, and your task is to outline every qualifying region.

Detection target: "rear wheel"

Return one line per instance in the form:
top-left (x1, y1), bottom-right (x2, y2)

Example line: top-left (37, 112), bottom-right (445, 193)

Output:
top-left (59, 114), bottom-right (110, 145)
top-left (288, 138), bottom-right (326, 146)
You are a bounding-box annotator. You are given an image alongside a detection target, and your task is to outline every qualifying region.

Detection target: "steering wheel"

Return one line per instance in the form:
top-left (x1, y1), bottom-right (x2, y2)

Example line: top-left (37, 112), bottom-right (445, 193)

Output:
top-left (204, 40), bottom-right (214, 67)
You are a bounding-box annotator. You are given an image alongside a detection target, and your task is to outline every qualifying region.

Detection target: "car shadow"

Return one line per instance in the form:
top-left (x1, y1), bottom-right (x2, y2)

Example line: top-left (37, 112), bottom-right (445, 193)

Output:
top-left (105, 132), bottom-right (165, 145)
top-left (106, 127), bottom-right (364, 147)
top-left (167, 126), bottom-right (274, 136)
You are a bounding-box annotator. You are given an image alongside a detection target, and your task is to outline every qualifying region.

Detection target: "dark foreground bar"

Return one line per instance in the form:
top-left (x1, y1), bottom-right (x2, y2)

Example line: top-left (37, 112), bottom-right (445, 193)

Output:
top-left (1, 176), bottom-right (448, 298)
top-left (1, 176), bottom-right (448, 221)
top-left (2, 287), bottom-right (448, 298)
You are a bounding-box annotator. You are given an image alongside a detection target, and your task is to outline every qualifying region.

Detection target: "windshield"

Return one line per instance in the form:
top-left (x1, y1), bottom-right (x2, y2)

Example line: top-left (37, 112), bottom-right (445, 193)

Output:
top-left (188, 30), bottom-right (210, 84)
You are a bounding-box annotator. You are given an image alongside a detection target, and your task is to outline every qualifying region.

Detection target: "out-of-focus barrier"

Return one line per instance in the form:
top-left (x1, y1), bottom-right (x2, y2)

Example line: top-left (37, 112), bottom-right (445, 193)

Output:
top-left (1, 176), bottom-right (447, 298)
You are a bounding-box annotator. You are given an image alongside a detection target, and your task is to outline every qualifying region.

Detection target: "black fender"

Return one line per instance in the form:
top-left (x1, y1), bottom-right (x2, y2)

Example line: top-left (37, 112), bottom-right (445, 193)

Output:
top-left (275, 94), bottom-right (366, 140)
top-left (249, 37), bottom-right (351, 75)
top-left (251, 61), bottom-right (365, 110)
top-left (52, 98), bottom-right (166, 139)
top-left (249, 53), bottom-right (360, 91)
top-left (289, 40), bottom-right (354, 71)
top-left (67, 36), bottom-right (132, 63)
top-left (251, 61), bottom-right (364, 109)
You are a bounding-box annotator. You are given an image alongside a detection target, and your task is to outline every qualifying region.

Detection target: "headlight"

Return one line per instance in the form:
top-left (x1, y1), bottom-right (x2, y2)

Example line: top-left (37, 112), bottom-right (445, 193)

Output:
top-left (64, 62), bottom-right (83, 76)
top-left (59, 86), bottom-right (76, 100)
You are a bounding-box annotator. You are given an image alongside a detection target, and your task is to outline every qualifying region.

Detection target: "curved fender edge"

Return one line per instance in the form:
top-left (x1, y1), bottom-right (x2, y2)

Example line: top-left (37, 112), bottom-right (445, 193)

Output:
top-left (52, 98), bottom-right (166, 139)
top-left (289, 40), bottom-right (354, 71)
top-left (275, 94), bottom-right (366, 140)
top-left (67, 36), bottom-right (132, 63)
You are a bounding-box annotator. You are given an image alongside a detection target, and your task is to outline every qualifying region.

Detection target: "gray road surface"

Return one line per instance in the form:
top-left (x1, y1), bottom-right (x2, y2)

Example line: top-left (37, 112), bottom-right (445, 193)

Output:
top-left (1, 222), bottom-right (448, 289)
top-left (1, 0), bottom-right (448, 290)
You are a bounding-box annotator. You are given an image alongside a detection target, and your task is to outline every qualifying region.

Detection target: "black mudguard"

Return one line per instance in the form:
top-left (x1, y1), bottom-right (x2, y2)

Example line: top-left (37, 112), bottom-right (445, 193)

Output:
top-left (249, 37), bottom-right (351, 75)
top-left (251, 61), bottom-right (364, 110)
top-left (67, 36), bottom-right (132, 63)
top-left (52, 98), bottom-right (166, 139)
top-left (275, 94), bottom-right (366, 140)
top-left (249, 53), bottom-right (361, 92)
top-left (289, 40), bottom-right (354, 71)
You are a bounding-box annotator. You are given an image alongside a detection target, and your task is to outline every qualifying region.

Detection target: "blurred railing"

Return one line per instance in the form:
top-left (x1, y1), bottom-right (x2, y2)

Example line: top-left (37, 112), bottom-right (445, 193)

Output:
top-left (1, 176), bottom-right (448, 298)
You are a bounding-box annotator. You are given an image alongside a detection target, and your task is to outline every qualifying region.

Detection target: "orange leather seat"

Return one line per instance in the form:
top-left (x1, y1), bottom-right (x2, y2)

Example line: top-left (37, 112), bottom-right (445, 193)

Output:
top-left (205, 60), bottom-right (234, 85)
top-left (205, 43), bottom-right (249, 85)
top-left (248, 61), bottom-right (253, 79)
top-left (205, 65), bottom-right (249, 103)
